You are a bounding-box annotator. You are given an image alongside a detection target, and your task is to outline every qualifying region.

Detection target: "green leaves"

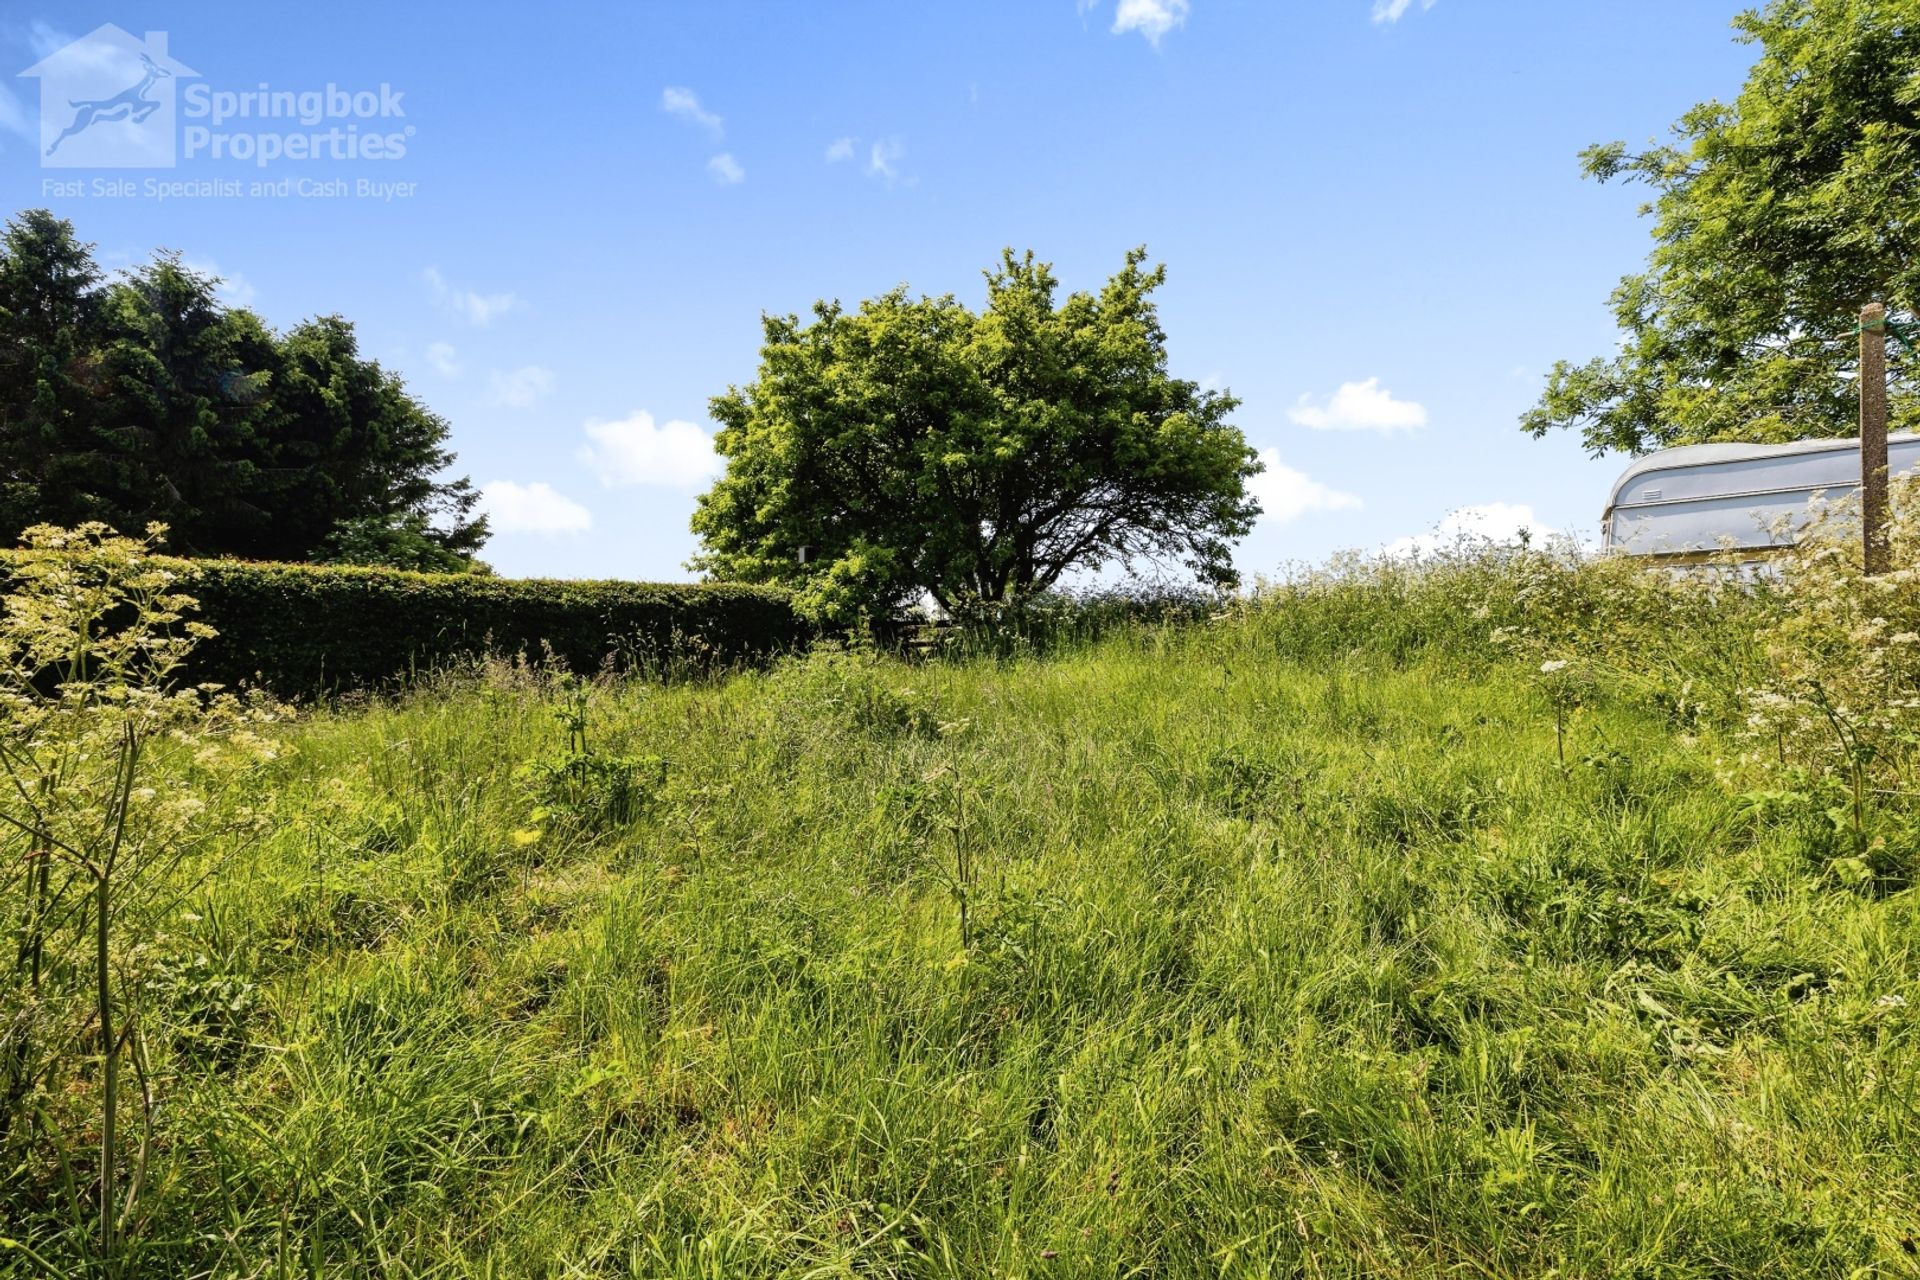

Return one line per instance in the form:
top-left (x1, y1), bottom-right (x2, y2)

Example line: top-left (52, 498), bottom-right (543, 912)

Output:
top-left (0, 211), bottom-right (486, 565)
top-left (691, 247), bottom-right (1259, 621)
top-left (1528, 0), bottom-right (1920, 454)
top-left (0, 549), bottom-right (809, 698)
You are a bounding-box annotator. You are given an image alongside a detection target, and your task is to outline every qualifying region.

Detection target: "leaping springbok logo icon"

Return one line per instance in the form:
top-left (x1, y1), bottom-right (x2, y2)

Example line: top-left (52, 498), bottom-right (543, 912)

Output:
top-left (45, 53), bottom-right (171, 157)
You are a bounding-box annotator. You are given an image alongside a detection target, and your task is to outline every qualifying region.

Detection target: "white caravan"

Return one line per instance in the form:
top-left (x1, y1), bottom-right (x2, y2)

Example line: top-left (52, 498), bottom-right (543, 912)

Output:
top-left (1602, 433), bottom-right (1920, 566)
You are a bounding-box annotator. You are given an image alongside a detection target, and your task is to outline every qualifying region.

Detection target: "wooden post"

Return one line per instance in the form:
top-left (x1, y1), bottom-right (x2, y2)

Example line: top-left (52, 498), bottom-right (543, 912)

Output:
top-left (1862, 301), bottom-right (1890, 575)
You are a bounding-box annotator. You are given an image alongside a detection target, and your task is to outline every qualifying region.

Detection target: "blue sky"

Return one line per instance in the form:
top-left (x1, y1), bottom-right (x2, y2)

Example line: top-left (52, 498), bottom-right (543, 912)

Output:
top-left (3, 2), bottom-right (1756, 581)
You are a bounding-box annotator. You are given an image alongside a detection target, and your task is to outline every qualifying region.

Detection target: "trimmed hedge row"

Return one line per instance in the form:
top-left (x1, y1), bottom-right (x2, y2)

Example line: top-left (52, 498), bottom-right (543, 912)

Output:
top-left (10, 554), bottom-right (809, 697)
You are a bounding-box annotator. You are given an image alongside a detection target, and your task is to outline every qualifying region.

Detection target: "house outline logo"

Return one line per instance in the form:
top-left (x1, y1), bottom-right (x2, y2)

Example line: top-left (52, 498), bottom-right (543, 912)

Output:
top-left (20, 25), bottom-right (198, 168)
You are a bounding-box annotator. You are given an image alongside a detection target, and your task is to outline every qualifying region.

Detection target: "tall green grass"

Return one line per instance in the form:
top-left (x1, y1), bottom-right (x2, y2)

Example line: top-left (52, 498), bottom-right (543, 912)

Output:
top-left (7, 554), bottom-right (1920, 1276)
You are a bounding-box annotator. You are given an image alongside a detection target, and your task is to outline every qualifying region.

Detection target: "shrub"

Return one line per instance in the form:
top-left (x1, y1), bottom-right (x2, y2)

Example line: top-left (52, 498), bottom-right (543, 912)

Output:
top-left (1735, 479), bottom-right (1920, 865)
top-left (515, 676), bottom-right (667, 838)
top-left (0, 524), bottom-right (281, 1269)
top-left (0, 551), bottom-right (810, 697)
top-left (770, 645), bottom-right (944, 738)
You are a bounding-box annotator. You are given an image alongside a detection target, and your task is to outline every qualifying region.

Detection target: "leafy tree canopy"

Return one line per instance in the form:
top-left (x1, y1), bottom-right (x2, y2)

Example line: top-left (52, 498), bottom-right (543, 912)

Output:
top-left (691, 248), bottom-right (1260, 620)
top-left (1524, 0), bottom-right (1920, 454)
top-left (0, 209), bottom-right (487, 569)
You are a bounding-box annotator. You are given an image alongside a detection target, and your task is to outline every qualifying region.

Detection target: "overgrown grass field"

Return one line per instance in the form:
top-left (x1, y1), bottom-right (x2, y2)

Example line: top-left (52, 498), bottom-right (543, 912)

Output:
top-left (12, 566), bottom-right (1920, 1276)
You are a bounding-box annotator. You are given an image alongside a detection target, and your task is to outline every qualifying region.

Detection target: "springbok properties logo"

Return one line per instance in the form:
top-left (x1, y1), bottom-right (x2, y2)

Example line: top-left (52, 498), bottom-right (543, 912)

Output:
top-left (21, 25), bottom-right (195, 168)
top-left (20, 24), bottom-right (414, 177)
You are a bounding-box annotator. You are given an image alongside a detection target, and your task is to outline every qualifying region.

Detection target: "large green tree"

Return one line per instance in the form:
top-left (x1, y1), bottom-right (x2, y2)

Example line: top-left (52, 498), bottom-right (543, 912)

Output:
top-left (0, 211), bottom-right (487, 568)
top-left (0, 209), bottom-right (106, 535)
top-left (92, 253), bottom-right (281, 551)
top-left (265, 314), bottom-right (487, 570)
top-left (691, 248), bottom-right (1260, 620)
top-left (1524, 0), bottom-right (1920, 454)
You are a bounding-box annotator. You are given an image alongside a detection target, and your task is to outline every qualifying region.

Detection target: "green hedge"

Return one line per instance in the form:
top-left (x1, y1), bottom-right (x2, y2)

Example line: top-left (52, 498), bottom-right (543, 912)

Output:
top-left (17, 555), bottom-right (808, 697)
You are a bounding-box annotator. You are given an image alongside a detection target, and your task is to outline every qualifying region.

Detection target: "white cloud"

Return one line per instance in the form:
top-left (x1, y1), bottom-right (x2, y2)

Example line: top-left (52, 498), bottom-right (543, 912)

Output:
top-left (868, 138), bottom-right (905, 183)
top-left (1372, 0), bottom-right (1437, 23)
top-left (25, 21), bottom-right (81, 62)
top-left (216, 274), bottom-right (256, 307)
top-left (0, 83), bottom-right (32, 146)
top-left (1288, 377), bottom-right (1428, 433)
top-left (1384, 502), bottom-right (1555, 557)
top-left (578, 410), bottom-right (724, 489)
top-left (426, 341), bottom-right (461, 377)
top-left (1249, 448), bottom-right (1362, 523)
top-left (707, 152), bottom-right (745, 185)
top-left (481, 481), bottom-right (592, 535)
top-left (1112, 0), bottom-right (1191, 43)
top-left (662, 86), bottom-right (723, 137)
top-left (424, 266), bottom-right (517, 327)
top-left (488, 365), bottom-right (555, 409)
top-left (825, 136), bottom-right (855, 163)
top-left (181, 258), bottom-right (256, 307)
